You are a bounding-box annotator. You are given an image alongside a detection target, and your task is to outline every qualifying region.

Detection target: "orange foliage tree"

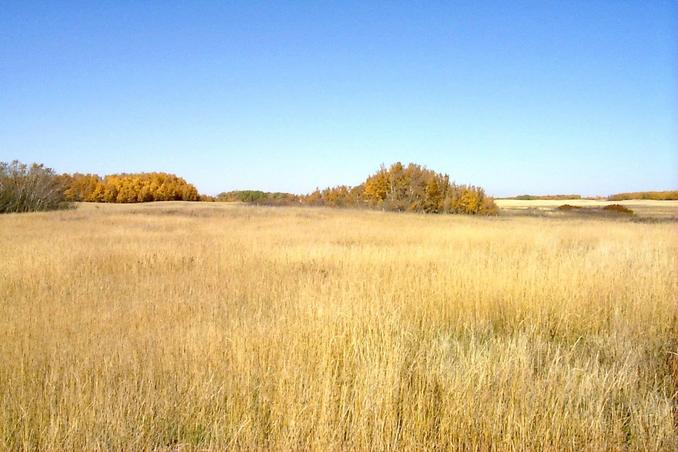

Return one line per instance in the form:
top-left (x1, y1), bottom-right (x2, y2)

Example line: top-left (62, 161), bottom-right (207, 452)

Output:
top-left (60, 172), bottom-right (200, 203)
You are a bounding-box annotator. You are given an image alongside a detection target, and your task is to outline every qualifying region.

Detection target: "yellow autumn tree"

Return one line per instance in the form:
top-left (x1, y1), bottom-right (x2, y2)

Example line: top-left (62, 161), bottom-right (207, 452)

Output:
top-left (60, 172), bottom-right (200, 203)
top-left (363, 165), bottom-right (389, 207)
top-left (424, 176), bottom-right (442, 213)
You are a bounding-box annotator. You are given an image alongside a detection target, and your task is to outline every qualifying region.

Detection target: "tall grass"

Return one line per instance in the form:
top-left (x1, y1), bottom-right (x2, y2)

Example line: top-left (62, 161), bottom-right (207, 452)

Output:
top-left (1, 203), bottom-right (676, 450)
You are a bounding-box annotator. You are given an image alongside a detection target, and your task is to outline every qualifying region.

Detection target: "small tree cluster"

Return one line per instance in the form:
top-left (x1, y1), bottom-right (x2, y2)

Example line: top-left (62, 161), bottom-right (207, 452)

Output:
top-left (307, 162), bottom-right (497, 215)
top-left (0, 160), bottom-right (67, 213)
top-left (60, 172), bottom-right (199, 203)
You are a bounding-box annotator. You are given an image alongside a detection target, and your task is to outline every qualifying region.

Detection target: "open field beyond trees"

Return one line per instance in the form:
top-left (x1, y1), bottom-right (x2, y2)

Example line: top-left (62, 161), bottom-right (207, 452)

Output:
top-left (1, 202), bottom-right (677, 450)
top-left (496, 198), bottom-right (678, 219)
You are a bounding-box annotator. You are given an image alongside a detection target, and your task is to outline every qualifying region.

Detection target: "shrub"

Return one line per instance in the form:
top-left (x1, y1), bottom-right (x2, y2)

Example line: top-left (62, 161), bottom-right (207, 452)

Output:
top-left (557, 204), bottom-right (582, 211)
top-left (603, 204), bottom-right (634, 215)
top-left (0, 160), bottom-right (68, 213)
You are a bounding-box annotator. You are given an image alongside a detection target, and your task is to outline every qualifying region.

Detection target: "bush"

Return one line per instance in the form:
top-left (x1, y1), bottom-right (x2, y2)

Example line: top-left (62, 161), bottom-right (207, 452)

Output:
top-left (603, 204), bottom-right (634, 215)
top-left (557, 204), bottom-right (582, 211)
top-left (0, 160), bottom-right (67, 213)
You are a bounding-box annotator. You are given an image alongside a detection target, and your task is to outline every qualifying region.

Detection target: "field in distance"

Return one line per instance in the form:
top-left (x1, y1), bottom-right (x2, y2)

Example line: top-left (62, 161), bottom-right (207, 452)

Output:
top-left (1, 202), bottom-right (677, 450)
top-left (496, 198), bottom-right (678, 219)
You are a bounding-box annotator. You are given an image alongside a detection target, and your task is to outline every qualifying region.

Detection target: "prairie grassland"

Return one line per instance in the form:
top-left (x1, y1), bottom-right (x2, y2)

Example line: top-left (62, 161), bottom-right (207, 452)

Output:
top-left (1, 202), bottom-right (677, 450)
top-left (496, 198), bottom-right (678, 219)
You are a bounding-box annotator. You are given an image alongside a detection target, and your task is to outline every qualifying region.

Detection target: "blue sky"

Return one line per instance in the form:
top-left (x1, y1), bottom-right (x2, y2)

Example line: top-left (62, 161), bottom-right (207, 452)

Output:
top-left (1, 1), bottom-right (676, 196)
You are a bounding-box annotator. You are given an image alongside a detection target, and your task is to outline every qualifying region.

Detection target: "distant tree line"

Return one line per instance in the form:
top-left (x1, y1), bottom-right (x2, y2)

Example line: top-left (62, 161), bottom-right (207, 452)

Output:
top-left (607, 191), bottom-right (678, 201)
top-left (59, 172), bottom-right (200, 203)
top-left (1, 160), bottom-right (205, 213)
top-left (217, 190), bottom-right (300, 205)
top-left (501, 191), bottom-right (678, 201)
top-left (507, 194), bottom-right (582, 201)
top-left (9, 158), bottom-right (676, 216)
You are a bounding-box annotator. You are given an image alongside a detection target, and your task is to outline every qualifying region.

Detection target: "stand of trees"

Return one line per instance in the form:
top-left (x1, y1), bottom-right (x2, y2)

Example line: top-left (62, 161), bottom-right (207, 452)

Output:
top-left (3, 160), bottom-right (497, 215)
top-left (1, 160), bottom-right (204, 213)
top-left (214, 163), bottom-right (496, 215)
top-left (304, 185), bottom-right (363, 208)
top-left (304, 162), bottom-right (497, 215)
top-left (0, 161), bottom-right (67, 213)
top-left (59, 172), bottom-right (200, 203)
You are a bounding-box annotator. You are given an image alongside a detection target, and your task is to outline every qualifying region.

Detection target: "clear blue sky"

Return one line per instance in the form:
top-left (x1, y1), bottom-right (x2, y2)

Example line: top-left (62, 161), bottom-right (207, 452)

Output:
top-left (1, 1), bottom-right (676, 196)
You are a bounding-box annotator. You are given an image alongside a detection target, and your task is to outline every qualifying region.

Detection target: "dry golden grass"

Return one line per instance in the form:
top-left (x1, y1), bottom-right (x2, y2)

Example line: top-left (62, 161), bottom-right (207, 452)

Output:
top-left (1, 202), bottom-right (677, 450)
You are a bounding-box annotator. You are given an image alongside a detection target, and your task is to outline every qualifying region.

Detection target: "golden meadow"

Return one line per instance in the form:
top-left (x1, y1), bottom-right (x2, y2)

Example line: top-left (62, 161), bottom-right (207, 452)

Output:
top-left (1, 202), bottom-right (676, 450)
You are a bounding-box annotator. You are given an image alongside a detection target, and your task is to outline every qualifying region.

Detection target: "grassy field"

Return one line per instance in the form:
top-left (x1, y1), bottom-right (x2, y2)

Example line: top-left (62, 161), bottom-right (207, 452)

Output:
top-left (1, 202), bottom-right (677, 450)
top-left (496, 198), bottom-right (678, 219)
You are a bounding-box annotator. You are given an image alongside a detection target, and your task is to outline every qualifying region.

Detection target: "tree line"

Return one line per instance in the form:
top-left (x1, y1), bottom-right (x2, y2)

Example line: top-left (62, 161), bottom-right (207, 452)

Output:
top-left (0, 160), bottom-right (513, 216)
top-left (607, 191), bottom-right (678, 201)
top-left (501, 191), bottom-right (678, 201)
top-left (7, 159), bottom-right (676, 216)
top-left (1, 160), bottom-right (202, 213)
top-left (506, 194), bottom-right (582, 200)
top-left (58, 172), bottom-right (199, 203)
top-left (217, 190), bottom-right (300, 205)
top-left (11, 159), bottom-right (628, 216)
